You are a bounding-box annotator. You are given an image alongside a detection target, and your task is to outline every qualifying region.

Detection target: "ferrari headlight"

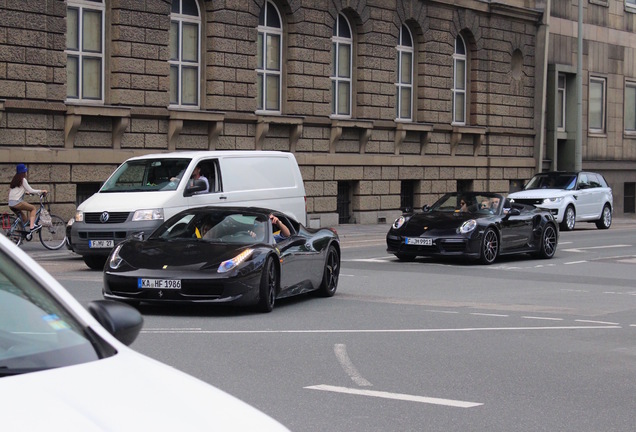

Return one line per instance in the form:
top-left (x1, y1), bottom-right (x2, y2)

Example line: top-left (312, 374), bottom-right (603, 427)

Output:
top-left (543, 197), bottom-right (563, 204)
top-left (218, 249), bottom-right (254, 273)
top-left (459, 219), bottom-right (477, 234)
top-left (74, 211), bottom-right (84, 222)
top-left (393, 216), bottom-right (406, 229)
top-left (109, 244), bottom-right (126, 269)
top-left (132, 208), bottom-right (164, 221)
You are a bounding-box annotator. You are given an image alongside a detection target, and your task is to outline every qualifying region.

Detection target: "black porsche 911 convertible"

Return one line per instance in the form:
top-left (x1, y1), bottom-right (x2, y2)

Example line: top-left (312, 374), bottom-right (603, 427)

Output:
top-left (386, 192), bottom-right (559, 264)
top-left (103, 207), bottom-right (340, 312)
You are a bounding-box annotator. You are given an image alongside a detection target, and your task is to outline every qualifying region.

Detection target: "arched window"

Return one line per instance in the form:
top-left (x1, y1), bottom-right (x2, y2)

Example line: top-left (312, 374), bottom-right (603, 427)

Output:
top-left (396, 25), bottom-right (413, 121)
top-left (66, 0), bottom-right (105, 102)
top-left (331, 14), bottom-right (352, 117)
top-left (257, 1), bottom-right (283, 113)
top-left (452, 35), bottom-right (467, 125)
top-left (170, 0), bottom-right (201, 107)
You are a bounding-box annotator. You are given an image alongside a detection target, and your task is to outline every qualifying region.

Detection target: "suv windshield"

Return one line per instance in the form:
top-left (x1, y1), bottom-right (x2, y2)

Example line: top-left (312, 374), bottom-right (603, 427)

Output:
top-left (0, 252), bottom-right (108, 377)
top-left (524, 173), bottom-right (577, 190)
top-left (100, 158), bottom-right (191, 192)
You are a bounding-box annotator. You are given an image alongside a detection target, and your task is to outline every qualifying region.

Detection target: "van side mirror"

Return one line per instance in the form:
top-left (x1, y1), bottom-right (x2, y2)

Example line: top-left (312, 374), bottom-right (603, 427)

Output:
top-left (184, 179), bottom-right (207, 196)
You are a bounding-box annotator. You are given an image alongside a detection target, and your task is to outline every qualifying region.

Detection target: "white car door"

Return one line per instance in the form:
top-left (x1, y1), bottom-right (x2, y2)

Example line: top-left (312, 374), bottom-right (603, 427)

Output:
top-left (574, 173), bottom-right (595, 219)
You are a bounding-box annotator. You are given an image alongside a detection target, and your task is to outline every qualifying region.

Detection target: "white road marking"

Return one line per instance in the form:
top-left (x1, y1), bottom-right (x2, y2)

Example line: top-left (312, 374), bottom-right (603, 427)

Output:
top-left (575, 319), bottom-right (620, 325)
top-left (564, 260), bottom-right (588, 265)
top-left (334, 344), bottom-right (372, 387)
top-left (522, 316), bottom-right (563, 321)
top-left (141, 325), bottom-right (620, 335)
top-left (563, 244), bottom-right (631, 252)
top-left (470, 313), bottom-right (509, 317)
top-left (304, 384), bottom-right (482, 408)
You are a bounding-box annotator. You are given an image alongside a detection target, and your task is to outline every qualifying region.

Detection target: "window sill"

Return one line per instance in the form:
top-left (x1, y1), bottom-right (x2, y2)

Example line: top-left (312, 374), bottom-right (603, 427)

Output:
top-left (65, 105), bottom-right (131, 149)
top-left (168, 109), bottom-right (225, 151)
top-left (330, 119), bottom-right (374, 153)
top-left (450, 125), bottom-right (487, 156)
top-left (255, 114), bottom-right (304, 151)
top-left (394, 122), bottom-right (434, 155)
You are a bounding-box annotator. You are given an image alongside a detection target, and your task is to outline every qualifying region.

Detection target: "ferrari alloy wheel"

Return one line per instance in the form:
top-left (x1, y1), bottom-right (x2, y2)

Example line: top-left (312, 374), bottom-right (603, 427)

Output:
top-left (317, 245), bottom-right (340, 297)
top-left (537, 224), bottom-right (557, 259)
top-left (479, 228), bottom-right (499, 265)
top-left (256, 256), bottom-right (278, 313)
top-left (595, 204), bottom-right (612, 230)
top-left (560, 205), bottom-right (576, 231)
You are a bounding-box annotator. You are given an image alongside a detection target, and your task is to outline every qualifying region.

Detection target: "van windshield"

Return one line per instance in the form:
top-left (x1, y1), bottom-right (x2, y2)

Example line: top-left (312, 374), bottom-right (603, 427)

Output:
top-left (100, 158), bottom-right (191, 192)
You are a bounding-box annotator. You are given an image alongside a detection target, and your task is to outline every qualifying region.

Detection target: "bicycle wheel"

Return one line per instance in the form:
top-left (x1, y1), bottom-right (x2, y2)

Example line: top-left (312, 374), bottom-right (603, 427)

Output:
top-left (39, 215), bottom-right (67, 250)
top-left (3, 215), bottom-right (22, 246)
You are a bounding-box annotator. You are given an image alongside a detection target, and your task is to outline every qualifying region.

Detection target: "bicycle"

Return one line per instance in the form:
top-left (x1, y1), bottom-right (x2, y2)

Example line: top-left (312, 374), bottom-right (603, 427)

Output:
top-left (2, 193), bottom-right (67, 250)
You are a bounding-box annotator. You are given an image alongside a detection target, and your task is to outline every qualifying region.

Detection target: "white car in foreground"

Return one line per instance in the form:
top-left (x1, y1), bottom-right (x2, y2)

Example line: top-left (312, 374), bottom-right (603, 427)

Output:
top-left (507, 171), bottom-right (613, 231)
top-left (0, 234), bottom-right (289, 431)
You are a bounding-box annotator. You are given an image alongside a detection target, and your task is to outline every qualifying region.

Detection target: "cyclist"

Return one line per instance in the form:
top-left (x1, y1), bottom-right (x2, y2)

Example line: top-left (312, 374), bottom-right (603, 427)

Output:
top-left (8, 164), bottom-right (48, 232)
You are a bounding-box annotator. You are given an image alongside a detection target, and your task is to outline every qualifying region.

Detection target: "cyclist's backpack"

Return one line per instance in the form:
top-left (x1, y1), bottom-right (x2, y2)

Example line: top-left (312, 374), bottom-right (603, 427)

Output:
top-left (40, 209), bottom-right (52, 227)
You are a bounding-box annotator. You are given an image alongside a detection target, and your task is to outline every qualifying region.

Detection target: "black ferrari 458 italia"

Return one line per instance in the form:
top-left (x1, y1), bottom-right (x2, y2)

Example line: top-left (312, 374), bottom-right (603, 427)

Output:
top-left (103, 207), bottom-right (340, 312)
top-left (386, 192), bottom-right (559, 264)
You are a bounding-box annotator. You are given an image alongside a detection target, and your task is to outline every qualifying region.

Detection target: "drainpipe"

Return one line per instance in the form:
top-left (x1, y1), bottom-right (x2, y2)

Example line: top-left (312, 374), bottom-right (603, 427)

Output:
top-left (537, 0), bottom-right (551, 173)
top-left (575, 0), bottom-right (583, 171)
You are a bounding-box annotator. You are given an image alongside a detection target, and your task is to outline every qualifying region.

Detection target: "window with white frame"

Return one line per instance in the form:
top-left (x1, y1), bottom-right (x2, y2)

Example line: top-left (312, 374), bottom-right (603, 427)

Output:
top-left (170, 0), bottom-right (201, 107)
top-left (625, 81), bottom-right (636, 132)
top-left (452, 35), bottom-right (467, 125)
top-left (557, 73), bottom-right (566, 131)
top-left (589, 77), bottom-right (606, 133)
top-left (256, 1), bottom-right (282, 113)
top-left (66, 0), bottom-right (105, 102)
top-left (331, 14), bottom-right (352, 117)
top-left (396, 25), bottom-right (413, 121)
top-left (627, 0), bottom-right (636, 9)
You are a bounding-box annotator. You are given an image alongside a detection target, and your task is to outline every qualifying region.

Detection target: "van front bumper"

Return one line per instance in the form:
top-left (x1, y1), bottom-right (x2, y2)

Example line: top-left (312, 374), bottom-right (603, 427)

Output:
top-left (70, 219), bottom-right (163, 256)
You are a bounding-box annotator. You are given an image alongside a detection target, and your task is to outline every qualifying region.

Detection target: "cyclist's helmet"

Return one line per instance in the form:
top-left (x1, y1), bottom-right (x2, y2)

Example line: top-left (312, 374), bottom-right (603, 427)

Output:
top-left (16, 163), bottom-right (27, 174)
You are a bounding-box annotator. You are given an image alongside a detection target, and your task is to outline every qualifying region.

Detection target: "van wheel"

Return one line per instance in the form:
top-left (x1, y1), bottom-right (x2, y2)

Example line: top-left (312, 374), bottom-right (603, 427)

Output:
top-left (595, 205), bottom-right (612, 229)
top-left (83, 255), bottom-right (107, 270)
top-left (560, 206), bottom-right (576, 231)
top-left (255, 256), bottom-right (277, 313)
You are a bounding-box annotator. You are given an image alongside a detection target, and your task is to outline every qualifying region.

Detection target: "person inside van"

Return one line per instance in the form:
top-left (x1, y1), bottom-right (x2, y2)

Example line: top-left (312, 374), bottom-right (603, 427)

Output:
top-left (190, 165), bottom-right (209, 194)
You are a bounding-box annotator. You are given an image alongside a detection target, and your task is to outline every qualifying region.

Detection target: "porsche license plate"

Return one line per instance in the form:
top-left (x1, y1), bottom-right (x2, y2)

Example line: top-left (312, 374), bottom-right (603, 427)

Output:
top-left (406, 237), bottom-right (432, 246)
top-left (89, 240), bottom-right (114, 248)
top-left (138, 278), bottom-right (181, 289)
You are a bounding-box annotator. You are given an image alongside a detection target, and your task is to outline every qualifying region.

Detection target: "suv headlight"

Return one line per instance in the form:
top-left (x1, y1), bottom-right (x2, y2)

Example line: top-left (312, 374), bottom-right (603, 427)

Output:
top-left (132, 209), bottom-right (164, 221)
top-left (543, 197), bottom-right (563, 204)
top-left (459, 219), bottom-right (477, 234)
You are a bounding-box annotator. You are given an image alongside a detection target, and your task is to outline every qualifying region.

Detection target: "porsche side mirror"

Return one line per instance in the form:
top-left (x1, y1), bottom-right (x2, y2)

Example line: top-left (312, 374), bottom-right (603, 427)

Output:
top-left (88, 300), bottom-right (144, 346)
top-left (422, 205), bottom-right (430, 212)
top-left (506, 208), bottom-right (521, 217)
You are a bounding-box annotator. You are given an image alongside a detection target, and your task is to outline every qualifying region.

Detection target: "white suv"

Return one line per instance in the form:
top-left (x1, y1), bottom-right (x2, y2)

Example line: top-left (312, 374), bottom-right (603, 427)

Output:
top-left (507, 171), bottom-right (613, 231)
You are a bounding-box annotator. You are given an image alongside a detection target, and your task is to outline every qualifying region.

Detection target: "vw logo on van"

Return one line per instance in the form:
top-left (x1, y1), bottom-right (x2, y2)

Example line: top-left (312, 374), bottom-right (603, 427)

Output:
top-left (100, 212), bottom-right (110, 223)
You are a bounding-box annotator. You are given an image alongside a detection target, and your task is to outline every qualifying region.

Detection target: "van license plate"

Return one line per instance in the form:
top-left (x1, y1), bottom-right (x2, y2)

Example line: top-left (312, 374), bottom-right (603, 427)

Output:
top-left (138, 278), bottom-right (182, 289)
top-left (406, 237), bottom-right (432, 246)
top-left (89, 240), bottom-right (114, 248)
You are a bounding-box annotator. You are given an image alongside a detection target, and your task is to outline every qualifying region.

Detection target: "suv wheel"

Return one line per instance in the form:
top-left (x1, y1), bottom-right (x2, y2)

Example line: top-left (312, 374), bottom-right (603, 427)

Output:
top-left (560, 205), bottom-right (575, 231)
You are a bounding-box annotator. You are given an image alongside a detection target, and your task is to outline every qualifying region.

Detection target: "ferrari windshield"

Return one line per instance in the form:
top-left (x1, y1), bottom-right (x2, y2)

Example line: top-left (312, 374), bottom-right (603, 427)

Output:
top-left (0, 252), bottom-right (105, 377)
top-left (154, 211), bottom-right (270, 244)
top-left (523, 173), bottom-right (577, 190)
top-left (428, 192), bottom-right (505, 215)
top-left (100, 158), bottom-right (191, 192)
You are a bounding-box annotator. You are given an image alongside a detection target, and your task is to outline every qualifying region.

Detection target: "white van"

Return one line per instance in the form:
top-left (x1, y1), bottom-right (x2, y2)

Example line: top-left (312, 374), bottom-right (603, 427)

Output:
top-left (69, 151), bottom-right (306, 269)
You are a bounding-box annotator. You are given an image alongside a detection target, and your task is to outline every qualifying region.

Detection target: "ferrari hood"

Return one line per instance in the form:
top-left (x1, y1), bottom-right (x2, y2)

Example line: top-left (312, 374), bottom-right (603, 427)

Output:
top-left (117, 240), bottom-right (256, 270)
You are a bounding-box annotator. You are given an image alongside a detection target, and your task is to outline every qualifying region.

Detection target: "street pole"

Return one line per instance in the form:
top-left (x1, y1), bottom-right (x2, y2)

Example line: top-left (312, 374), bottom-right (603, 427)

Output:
top-left (575, 0), bottom-right (583, 171)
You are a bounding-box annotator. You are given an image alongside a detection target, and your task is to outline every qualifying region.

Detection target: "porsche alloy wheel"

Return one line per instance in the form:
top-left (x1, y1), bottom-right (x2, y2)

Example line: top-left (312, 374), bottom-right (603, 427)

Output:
top-left (537, 224), bottom-right (557, 259)
top-left (479, 228), bottom-right (499, 265)
top-left (560, 206), bottom-right (576, 231)
top-left (256, 256), bottom-right (278, 313)
top-left (595, 205), bottom-right (612, 230)
top-left (317, 245), bottom-right (340, 297)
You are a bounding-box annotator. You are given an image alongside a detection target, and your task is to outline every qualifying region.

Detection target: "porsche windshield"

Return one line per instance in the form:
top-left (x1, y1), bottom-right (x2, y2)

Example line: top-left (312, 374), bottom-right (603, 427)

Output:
top-left (100, 158), bottom-right (191, 192)
top-left (429, 193), bottom-right (504, 215)
top-left (0, 252), bottom-right (105, 377)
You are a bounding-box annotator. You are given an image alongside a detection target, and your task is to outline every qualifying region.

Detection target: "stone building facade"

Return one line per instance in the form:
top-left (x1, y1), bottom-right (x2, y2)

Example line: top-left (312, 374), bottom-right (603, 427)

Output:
top-left (0, 0), bottom-right (544, 226)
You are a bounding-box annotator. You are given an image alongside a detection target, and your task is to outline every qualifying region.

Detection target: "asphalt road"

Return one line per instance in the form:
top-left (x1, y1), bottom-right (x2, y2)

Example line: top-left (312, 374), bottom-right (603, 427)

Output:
top-left (22, 218), bottom-right (636, 432)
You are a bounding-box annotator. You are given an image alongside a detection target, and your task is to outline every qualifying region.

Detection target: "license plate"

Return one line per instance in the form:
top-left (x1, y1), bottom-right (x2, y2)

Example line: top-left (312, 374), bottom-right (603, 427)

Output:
top-left (138, 278), bottom-right (181, 289)
top-left (405, 237), bottom-right (432, 246)
top-left (89, 240), bottom-right (114, 248)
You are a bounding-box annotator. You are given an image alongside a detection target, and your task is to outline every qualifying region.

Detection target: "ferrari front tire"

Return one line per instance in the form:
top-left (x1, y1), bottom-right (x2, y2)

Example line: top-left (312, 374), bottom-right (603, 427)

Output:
top-left (479, 228), bottom-right (499, 265)
top-left (317, 245), bottom-right (340, 297)
top-left (256, 256), bottom-right (277, 313)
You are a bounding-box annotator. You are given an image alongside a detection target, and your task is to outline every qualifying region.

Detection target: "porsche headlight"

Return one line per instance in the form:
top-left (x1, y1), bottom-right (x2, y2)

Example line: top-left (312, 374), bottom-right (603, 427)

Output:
top-left (109, 244), bottom-right (126, 269)
top-left (543, 197), bottom-right (563, 204)
top-left (74, 211), bottom-right (84, 222)
top-left (393, 216), bottom-right (406, 229)
top-left (218, 249), bottom-right (254, 273)
top-left (459, 219), bottom-right (477, 234)
top-left (132, 208), bottom-right (164, 222)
